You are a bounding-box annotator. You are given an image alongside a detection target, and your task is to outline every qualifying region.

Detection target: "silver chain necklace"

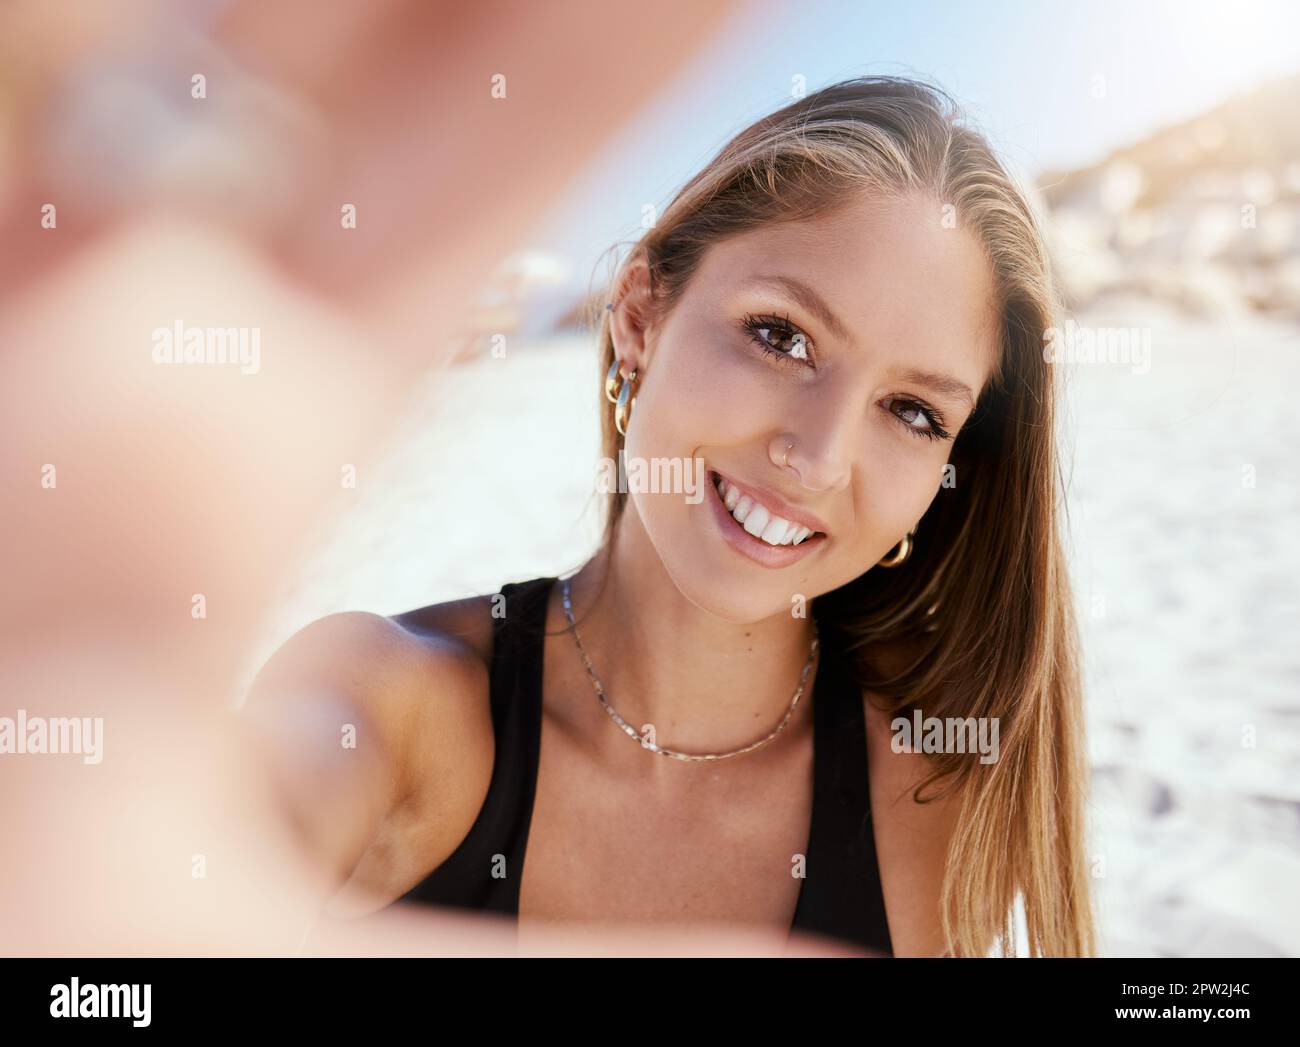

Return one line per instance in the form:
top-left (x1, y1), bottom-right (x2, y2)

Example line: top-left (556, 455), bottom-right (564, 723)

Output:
top-left (559, 575), bottom-right (819, 762)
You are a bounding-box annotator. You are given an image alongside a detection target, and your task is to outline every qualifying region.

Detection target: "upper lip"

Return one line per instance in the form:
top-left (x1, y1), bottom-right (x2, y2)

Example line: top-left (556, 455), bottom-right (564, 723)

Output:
top-left (710, 468), bottom-right (831, 536)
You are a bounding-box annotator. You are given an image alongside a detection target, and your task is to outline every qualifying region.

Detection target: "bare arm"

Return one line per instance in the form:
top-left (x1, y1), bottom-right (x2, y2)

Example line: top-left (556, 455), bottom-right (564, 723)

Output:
top-left (237, 611), bottom-right (491, 912)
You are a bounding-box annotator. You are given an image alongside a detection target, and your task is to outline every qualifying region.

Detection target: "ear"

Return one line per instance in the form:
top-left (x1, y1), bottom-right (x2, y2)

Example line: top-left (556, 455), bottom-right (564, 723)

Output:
top-left (609, 253), bottom-right (659, 375)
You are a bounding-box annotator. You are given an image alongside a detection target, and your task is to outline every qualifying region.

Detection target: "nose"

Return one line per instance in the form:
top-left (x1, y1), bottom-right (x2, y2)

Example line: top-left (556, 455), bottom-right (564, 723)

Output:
top-left (776, 384), bottom-right (857, 493)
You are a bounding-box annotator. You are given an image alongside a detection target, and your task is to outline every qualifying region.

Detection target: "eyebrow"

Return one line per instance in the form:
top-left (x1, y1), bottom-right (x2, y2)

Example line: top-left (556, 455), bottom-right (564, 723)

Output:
top-left (892, 368), bottom-right (976, 410)
top-left (747, 273), bottom-right (977, 409)
top-left (749, 273), bottom-right (852, 345)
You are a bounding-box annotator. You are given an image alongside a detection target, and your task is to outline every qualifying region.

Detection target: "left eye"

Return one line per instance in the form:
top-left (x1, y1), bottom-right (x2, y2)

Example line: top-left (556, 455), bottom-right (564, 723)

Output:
top-left (885, 398), bottom-right (950, 441)
top-left (893, 401), bottom-right (930, 429)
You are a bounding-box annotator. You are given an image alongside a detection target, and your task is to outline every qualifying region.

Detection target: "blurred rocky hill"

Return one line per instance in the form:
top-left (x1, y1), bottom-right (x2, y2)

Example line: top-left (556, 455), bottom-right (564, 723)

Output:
top-left (450, 73), bottom-right (1300, 360)
top-left (1037, 73), bottom-right (1300, 321)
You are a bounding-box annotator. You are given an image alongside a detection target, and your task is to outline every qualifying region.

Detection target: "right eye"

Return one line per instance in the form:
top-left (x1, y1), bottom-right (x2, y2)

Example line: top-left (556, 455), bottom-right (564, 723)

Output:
top-left (740, 313), bottom-right (815, 368)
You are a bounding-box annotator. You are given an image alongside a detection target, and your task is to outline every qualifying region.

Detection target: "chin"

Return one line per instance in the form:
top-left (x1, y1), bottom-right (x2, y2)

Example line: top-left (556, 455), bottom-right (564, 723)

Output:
top-left (658, 539), bottom-right (816, 624)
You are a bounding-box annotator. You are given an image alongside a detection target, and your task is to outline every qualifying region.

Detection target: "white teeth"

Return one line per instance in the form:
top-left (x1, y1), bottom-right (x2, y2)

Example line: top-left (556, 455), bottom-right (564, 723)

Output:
top-left (761, 516), bottom-right (791, 544)
top-left (715, 475), bottom-right (820, 548)
top-left (743, 505), bottom-right (770, 538)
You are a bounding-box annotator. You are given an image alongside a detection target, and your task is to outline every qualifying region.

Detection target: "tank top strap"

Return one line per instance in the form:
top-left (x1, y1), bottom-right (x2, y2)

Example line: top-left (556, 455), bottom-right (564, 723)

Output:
top-left (790, 618), bottom-right (894, 955)
top-left (488, 575), bottom-right (555, 737)
top-left (392, 575), bottom-right (555, 916)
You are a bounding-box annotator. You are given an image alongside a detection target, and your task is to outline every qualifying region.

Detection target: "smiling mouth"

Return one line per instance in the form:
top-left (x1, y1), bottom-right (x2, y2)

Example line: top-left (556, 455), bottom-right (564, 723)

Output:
top-left (709, 470), bottom-right (827, 548)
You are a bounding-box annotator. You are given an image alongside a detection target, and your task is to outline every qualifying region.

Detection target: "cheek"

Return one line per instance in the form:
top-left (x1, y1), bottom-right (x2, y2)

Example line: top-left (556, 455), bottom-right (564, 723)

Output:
top-left (632, 324), bottom-right (775, 451)
top-left (847, 453), bottom-right (943, 547)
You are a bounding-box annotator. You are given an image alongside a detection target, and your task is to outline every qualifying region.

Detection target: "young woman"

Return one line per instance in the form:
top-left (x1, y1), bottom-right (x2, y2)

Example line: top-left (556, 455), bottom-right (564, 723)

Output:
top-left (247, 76), bottom-right (1096, 958)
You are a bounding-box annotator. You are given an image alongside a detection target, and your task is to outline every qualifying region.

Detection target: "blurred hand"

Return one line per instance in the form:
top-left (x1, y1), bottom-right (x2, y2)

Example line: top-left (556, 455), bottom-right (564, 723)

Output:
top-left (0, 0), bottom-right (881, 961)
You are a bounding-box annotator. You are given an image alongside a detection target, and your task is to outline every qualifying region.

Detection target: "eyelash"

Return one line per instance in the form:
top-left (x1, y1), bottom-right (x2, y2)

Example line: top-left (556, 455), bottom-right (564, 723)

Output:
top-left (738, 312), bottom-right (952, 442)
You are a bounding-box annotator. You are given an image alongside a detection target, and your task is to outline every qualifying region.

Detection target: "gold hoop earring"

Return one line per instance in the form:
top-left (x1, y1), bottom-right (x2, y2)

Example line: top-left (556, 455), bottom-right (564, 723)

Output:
top-left (604, 358), bottom-right (621, 404)
top-left (614, 369), bottom-right (638, 436)
top-left (877, 528), bottom-right (915, 568)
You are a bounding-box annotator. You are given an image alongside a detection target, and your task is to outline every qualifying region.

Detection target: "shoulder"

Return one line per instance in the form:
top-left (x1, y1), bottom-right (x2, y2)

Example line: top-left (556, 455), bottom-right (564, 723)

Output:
top-left (391, 590), bottom-right (500, 670)
top-left (858, 639), bottom-right (965, 958)
top-left (253, 603), bottom-right (492, 719)
top-left (249, 593), bottom-right (501, 805)
top-left (247, 594), bottom-right (508, 908)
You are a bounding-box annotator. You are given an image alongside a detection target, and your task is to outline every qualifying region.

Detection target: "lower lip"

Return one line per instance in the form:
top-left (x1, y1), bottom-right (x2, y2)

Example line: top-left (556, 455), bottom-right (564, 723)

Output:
top-left (705, 470), bottom-right (827, 569)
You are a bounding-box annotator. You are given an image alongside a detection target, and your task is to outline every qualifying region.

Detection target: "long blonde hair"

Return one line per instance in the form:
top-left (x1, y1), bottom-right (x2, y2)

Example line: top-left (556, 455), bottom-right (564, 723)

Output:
top-left (583, 76), bottom-right (1094, 957)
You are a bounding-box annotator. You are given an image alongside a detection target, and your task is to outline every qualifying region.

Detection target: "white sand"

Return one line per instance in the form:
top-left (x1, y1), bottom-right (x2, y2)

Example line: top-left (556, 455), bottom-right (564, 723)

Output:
top-left (1061, 298), bottom-right (1300, 956)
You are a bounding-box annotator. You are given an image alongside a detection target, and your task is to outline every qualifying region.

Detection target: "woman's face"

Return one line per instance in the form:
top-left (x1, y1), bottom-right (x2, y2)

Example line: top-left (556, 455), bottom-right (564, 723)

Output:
top-left (616, 190), bottom-right (1001, 622)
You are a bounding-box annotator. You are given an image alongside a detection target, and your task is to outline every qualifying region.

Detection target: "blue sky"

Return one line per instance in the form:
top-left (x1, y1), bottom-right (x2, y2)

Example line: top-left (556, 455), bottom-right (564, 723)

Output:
top-left (529, 0), bottom-right (1300, 292)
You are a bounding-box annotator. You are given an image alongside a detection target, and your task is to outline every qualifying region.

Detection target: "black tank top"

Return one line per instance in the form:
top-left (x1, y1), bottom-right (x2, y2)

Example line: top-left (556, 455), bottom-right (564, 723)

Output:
top-left (392, 575), bottom-right (893, 955)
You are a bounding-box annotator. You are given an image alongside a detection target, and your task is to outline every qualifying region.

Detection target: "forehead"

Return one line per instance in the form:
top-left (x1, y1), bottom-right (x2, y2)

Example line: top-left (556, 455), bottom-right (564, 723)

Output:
top-left (695, 192), bottom-right (1001, 386)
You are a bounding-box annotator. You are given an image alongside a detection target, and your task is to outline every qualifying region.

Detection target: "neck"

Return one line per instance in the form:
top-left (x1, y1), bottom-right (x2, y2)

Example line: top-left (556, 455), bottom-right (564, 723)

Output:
top-left (560, 507), bottom-right (821, 780)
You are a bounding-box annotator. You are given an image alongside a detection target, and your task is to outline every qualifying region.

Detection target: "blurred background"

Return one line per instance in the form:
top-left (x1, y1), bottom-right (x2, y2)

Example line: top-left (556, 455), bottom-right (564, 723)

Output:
top-left (2, 0), bottom-right (1298, 957)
